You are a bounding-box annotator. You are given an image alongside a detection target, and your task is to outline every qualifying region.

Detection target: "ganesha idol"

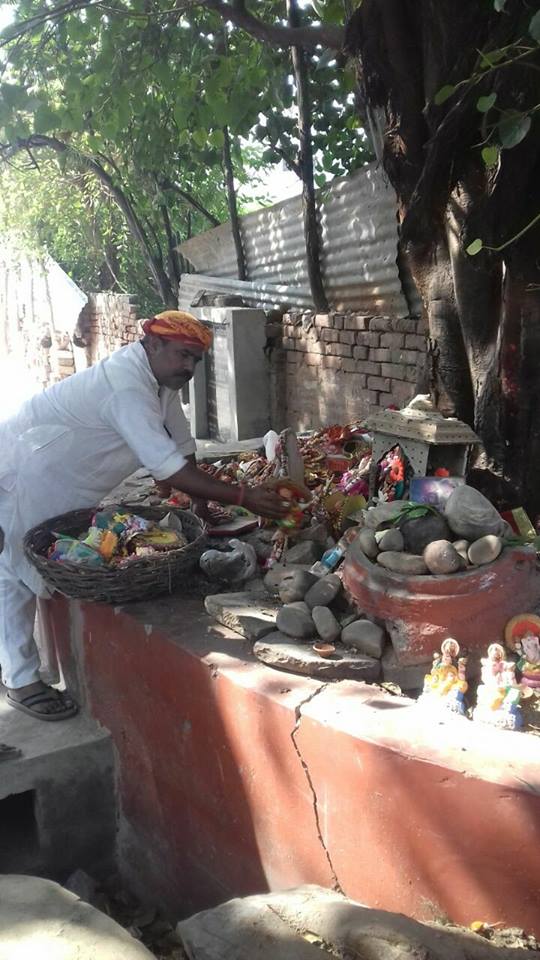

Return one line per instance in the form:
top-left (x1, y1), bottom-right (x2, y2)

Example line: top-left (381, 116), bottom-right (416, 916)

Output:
top-left (473, 642), bottom-right (524, 731)
top-left (418, 638), bottom-right (468, 716)
top-left (505, 614), bottom-right (540, 689)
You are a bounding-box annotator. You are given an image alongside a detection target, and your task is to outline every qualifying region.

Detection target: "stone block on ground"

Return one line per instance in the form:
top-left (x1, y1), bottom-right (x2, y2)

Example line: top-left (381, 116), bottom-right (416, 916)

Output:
top-left (253, 633), bottom-right (381, 680)
top-left (177, 884), bottom-right (534, 960)
top-left (204, 592), bottom-right (280, 642)
top-left (341, 619), bottom-right (386, 658)
top-left (0, 875), bottom-right (154, 960)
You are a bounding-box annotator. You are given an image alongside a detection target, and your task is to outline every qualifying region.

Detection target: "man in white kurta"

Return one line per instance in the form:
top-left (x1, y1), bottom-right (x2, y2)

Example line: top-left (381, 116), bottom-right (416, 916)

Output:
top-left (0, 311), bottom-right (284, 721)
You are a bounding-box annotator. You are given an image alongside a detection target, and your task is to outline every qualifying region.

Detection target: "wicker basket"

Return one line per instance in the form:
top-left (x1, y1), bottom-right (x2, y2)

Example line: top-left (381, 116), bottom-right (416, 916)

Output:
top-left (23, 504), bottom-right (207, 604)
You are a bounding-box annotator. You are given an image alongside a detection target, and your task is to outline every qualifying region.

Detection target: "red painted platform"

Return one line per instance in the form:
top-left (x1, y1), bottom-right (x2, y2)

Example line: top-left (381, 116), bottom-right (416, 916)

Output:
top-left (43, 592), bottom-right (540, 929)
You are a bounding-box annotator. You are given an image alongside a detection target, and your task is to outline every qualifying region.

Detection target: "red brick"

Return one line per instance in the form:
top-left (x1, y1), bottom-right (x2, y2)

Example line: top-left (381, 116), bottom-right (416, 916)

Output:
top-left (380, 332), bottom-right (405, 349)
top-left (370, 348), bottom-right (392, 362)
top-left (365, 389), bottom-right (380, 404)
top-left (356, 360), bottom-right (381, 375)
top-left (339, 331), bottom-right (356, 345)
top-left (326, 343), bottom-right (352, 357)
top-left (321, 356), bottom-right (343, 369)
top-left (356, 332), bottom-right (380, 348)
top-left (353, 346), bottom-right (368, 360)
top-left (304, 354), bottom-right (323, 366)
top-left (286, 352), bottom-right (300, 363)
top-left (369, 316), bottom-right (392, 332)
top-left (343, 315), bottom-right (371, 331)
top-left (402, 365), bottom-right (418, 383)
top-left (314, 313), bottom-right (332, 327)
top-left (342, 358), bottom-right (358, 372)
top-left (367, 375), bottom-right (391, 391)
top-left (321, 328), bottom-right (339, 342)
top-left (391, 379), bottom-right (415, 403)
top-left (405, 334), bottom-right (426, 350)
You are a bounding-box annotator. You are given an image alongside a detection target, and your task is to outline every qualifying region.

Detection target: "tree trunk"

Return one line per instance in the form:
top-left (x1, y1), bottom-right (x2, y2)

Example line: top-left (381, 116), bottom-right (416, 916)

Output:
top-left (287, 0), bottom-right (329, 313)
top-left (222, 125), bottom-right (247, 281)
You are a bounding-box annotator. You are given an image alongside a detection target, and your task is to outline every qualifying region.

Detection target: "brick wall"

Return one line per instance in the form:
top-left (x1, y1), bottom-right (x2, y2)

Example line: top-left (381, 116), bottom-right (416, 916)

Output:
top-left (281, 310), bottom-right (427, 430)
top-left (75, 293), bottom-right (140, 366)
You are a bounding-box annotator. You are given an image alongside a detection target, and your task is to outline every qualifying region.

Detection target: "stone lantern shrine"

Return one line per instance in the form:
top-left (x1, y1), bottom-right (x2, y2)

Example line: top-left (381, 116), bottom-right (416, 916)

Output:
top-left (366, 396), bottom-right (479, 497)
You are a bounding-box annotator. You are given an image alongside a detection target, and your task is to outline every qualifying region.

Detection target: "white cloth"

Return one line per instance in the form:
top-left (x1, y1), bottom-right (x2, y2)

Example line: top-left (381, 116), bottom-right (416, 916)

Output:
top-left (0, 341), bottom-right (196, 687)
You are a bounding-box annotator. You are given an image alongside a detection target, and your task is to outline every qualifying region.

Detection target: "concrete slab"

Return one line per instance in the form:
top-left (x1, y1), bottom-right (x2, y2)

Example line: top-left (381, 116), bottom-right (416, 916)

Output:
top-left (0, 875), bottom-right (154, 959)
top-left (204, 590), bottom-right (279, 642)
top-left (0, 689), bottom-right (116, 879)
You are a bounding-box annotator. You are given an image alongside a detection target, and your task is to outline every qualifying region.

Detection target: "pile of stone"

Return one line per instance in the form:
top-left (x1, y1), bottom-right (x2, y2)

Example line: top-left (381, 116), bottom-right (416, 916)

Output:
top-left (255, 563), bottom-right (387, 680)
top-left (356, 485), bottom-right (509, 576)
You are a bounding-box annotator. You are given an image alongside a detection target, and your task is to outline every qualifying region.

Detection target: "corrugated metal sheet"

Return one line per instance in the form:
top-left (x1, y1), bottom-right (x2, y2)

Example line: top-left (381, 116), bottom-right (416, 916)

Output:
top-left (178, 162), bottom-right (421, 317)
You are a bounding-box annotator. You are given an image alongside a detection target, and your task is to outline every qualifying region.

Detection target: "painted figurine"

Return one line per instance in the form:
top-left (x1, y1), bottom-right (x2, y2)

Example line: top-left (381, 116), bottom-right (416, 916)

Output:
top-left (473, 642), bottom-right (523, 731)
top-left (418, 638), bottom-right (468, 716)
top-left (505, 614), bottom-right (540, 689)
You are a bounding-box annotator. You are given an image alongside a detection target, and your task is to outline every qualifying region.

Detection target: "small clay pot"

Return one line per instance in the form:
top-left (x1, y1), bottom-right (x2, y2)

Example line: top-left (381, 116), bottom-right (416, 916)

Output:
top-left (313, 642), bottom-right (336, 659)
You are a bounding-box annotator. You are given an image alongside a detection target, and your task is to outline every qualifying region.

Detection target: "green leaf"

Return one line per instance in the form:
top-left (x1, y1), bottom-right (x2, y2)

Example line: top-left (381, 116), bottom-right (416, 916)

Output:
top-left (434, 84), bottom-right (455, 106)
top-left (481, 145), bottom-right (499, 167)
top-left (494, 0), bottom-right (506, 10)
top-left (466, 238), bottom-right (483, 256)
top-left (529, 10), bottom-right (540, 43)
top-left (209, 128), bottom-right (224, 149)
top-left (192, 128), bottom-right (207, 148)
top-left (498, 113), bottom-right (531, 149)
top-left (33, 105), bottom-right (59, 134)
top-left (477, 93), bottom-right (497, 113)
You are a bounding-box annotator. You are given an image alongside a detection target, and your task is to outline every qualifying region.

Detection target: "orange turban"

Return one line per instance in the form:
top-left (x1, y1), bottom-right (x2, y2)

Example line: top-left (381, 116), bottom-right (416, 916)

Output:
top-left (142, 310), bottom-right (213, 352)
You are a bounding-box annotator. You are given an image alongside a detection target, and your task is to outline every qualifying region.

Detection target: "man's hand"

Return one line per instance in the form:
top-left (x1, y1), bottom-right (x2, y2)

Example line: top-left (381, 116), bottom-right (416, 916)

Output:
top-left (244, 485), bottom-right (289, 520)
top-left (154, 480), bottom-right (172, 500)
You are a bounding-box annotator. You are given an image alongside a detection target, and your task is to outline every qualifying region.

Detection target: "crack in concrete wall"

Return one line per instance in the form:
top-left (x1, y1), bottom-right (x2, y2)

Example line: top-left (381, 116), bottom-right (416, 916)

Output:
top-left (290, 685), bottom-right (344, 895)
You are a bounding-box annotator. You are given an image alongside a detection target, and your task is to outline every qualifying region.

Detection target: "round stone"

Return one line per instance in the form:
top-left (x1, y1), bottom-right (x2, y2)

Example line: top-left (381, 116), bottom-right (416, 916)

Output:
top-left (276, 604), bottom-right (315, 639)
top-left (357, 528), bottom-right (379, 559)
top-left (278, 569), bottom-right (318, 604)
top-left (399, 512), bottom-right (452, 553)
top-left (423, 540), bottom-right (462, 575)
top-left (444, 485), bottom-right (506, 540)
top-left (453, 539), bottom-right (470, 561)
top-left (341, 620), bottom-right (386, 659)
top-left (468, 535), bottom-right (503, 566)
top-left (304, 574), bottom-right (342, 609)
top-left (312, 606), bottom-right (341, 644)
top-left (376, 528), bottom-right (404, 552)
top-left (286, 540), bottom-right (322, 565)
top-left (263, 563), bottom-right (313, 596)
top-left (376, 551), bottom-right (428, 576)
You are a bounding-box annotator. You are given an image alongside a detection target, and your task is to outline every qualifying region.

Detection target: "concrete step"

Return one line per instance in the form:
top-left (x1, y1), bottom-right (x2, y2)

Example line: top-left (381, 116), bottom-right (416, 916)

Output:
top-left (0, 690), bottom-right (116, 880)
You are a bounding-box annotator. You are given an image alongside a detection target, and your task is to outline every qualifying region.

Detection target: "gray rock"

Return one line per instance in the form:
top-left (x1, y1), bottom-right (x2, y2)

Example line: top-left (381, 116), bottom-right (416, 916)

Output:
top-left (276, 604), bottom-right (315, 639)
top-left (341, 619), bottom-right (386, 658)
top-left (381, 648), bottom-right (432, 692)
top-left (263, 563), bottom-right (312, 596)
top-left (0, 875), bottom-right (154, 960)
top-left (312, 606), bottom-right (341, 643)
top-left (286, 540), bottom-right (323, 565)
top-left (287, 601), bottom-right (311, 615)
top-left (304, 574), bottom-right (342, 609)
top-left (296, 522), bottom-right (328, 545)
top-left (423, 539), bottom-right (462, 575)
top-left (399, 511), bottom-right (451, 553)
top-left (253, 634), bottom-right (381, 681)
top-left (453, 539), bottom-right (470, 562)
top-left (376, 528), bottom-right (404, 552)
top-left (468, 534), bottom-right (503, 566)
top-left (444, 484), bottom-right (506, 540)
top-left (357, 528), bottom-right (379, 559)
top-left (204, 592), bottom-right (279, 642)
top-left (363, 500), bottom-right (407, 529)
top-left (178, 883), bottom-right (514, 960)
top-left (376, 551), bottom-right (428, 576)
top-left (278, 569), bottom-right (318, 604)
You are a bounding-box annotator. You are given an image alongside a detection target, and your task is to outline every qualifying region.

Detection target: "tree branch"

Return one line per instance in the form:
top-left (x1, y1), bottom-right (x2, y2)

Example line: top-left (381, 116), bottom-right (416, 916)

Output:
top-left (159, 177), bottom-right (220, 226)
top-left (198, 0), bottom-right (344, 51)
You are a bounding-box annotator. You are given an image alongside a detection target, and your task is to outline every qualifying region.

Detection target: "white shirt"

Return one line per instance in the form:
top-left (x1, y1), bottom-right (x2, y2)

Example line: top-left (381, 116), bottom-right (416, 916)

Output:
top-left (0, 341), bottom-right (195, 590)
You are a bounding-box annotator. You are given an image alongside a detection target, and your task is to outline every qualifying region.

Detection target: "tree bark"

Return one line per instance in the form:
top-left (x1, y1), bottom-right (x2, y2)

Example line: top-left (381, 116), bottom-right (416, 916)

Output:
top-left (287, 0), bottom-right (328, 313)
top-left (222, 125), bottom-right (247, 281)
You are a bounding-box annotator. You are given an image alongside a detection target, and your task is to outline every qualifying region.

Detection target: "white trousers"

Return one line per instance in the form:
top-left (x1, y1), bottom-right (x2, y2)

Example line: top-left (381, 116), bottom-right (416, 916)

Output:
top-left (0, 555), bottom-right (41, 689)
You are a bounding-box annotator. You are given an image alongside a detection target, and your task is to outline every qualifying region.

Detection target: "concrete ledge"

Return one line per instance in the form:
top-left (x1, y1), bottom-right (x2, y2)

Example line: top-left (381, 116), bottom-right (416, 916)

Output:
top-left (45, 592), bottom-right (540, 930)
